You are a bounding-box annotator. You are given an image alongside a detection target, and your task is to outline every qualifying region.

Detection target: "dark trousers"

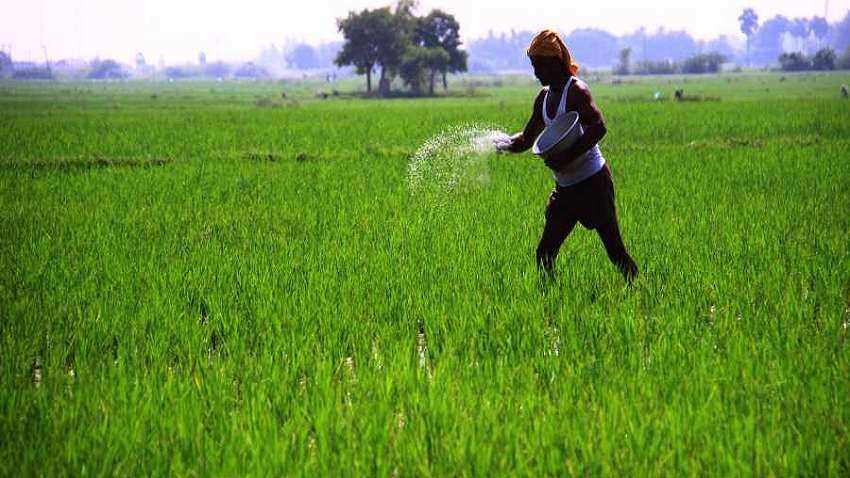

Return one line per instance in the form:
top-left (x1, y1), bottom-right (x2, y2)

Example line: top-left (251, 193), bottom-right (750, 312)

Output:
top-left (536, 164), bottom-right (638, 281)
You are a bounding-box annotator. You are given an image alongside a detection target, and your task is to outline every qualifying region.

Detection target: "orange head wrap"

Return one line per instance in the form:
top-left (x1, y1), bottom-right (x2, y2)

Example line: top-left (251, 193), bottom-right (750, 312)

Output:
top-left (527, 29), bottom-right (579, 76)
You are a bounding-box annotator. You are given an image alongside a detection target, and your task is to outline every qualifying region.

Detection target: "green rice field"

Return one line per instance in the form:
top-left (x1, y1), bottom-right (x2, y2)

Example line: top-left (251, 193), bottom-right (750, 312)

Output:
top-left (1, 72), bottom-right (849, 475)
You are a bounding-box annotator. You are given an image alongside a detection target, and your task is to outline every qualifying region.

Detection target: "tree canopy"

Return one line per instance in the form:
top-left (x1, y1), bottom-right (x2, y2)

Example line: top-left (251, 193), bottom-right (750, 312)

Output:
top-left (413, 9), bottom-right (467, 90)
top-left (739, 8), bottom-right (759, 65)
top-left (88, 59), bottom-right (128, 80)
top-left (335, 7), bottom-right (405, 94)
top-left (739, 8), bottom-right (759, 37)
top-left (335, 3), bottom-right (466, 95)
top-left (287, 44), bottom-right (320, 70)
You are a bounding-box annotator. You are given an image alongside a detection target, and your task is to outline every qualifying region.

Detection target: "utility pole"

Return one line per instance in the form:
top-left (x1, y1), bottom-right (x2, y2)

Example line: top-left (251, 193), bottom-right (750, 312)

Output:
top-left (74, 6), bottom-right (81, 59)
top-left (39, 0), bottom-right (45, 50)
top-left (42, 46), bottom-right (52, 78)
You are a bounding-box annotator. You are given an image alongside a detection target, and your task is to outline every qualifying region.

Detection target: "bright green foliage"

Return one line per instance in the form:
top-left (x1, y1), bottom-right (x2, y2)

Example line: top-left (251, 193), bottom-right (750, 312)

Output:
top-left (414, 10), bottom-right (468, 91)
top-left (336, 7), bottom-right (404, 94)
top-left (1, 73), bottom-right (849, 476)
top-left (400, 46), bottom-right (450, 94)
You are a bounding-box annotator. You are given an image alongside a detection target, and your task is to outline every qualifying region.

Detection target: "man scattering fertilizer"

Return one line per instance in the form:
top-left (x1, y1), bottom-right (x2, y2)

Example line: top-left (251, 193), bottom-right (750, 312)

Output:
top-left (496, 29), bottom-right (638, 282)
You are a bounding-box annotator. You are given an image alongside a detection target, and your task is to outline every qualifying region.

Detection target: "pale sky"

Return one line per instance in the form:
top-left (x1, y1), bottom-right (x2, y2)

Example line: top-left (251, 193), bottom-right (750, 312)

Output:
top-left (2, 0), bottom-right (847, 64)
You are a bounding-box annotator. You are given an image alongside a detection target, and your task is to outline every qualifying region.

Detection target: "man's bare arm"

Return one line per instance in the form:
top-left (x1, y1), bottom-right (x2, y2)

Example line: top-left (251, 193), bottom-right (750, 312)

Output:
top-left (503, 90), bottom-right (546, 153)
top-left (543, 81), bottom-right (607, 170)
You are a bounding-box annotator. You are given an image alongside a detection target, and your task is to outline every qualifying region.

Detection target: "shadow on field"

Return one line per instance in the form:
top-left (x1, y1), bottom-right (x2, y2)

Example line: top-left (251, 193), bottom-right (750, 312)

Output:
top-left (3, 157), bottom-right (173, 173)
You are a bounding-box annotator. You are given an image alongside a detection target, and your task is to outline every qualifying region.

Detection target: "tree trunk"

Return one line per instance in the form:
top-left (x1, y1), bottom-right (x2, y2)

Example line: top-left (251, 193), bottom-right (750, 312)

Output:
top-left (442, 71), bottom-right (448, 90)
top-left (428, 70), bottom-right (435, 96)
top-left (746, 37), bottom-right (750, 68)
top-left (379, 66), bottom-right (389, 97)
top-left (366, 66), bottom-right (372, 93)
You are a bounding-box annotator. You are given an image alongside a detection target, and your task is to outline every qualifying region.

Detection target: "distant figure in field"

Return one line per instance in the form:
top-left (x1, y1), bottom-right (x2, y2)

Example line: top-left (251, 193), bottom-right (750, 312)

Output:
top-left (842, 84), bottom-right (849, 99)
top-left (496, 29), bottom-right (638, 282)
top-left (675, 89), bottom-right (684, 101)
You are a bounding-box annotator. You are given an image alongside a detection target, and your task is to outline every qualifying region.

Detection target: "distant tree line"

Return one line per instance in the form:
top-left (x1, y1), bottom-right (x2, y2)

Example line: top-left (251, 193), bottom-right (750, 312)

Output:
top-left (88, 59), bottom-right (129, 79)
top-left (778, 47), bottom-right (850, 71)
top-left (467, 10), bottom-right (850, 72)
top-left (614, 50), bottom-right (726, 75)
top-left (5, 8), bottom-right (850, 81)
top-left (334, 1), bottom-right (467, 95)
top-left (281, 8), bottom-right (850, 75)
top-left (467, 29), bottom-right (726, 73)
top-left (255, 41), bottom-right (343, 73)
top-left (0, 51), bottom-right (14, 78)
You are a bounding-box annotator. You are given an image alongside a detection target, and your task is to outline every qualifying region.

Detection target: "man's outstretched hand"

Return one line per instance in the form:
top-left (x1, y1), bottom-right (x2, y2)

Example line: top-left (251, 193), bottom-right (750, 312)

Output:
top-left (493, 136), bottom-right (513, 153)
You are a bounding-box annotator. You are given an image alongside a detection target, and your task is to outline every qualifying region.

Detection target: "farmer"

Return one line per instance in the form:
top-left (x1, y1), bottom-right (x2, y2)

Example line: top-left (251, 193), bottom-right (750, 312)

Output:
top-left (496, 29), bottom-right (638, 282)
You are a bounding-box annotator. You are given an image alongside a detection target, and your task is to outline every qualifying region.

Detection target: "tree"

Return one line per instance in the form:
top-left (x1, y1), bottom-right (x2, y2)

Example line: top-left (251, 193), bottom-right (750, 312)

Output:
top-left (394, 0), bottom-right (417, 17)
top-left (424, 46), bottom-right (450, 95)
top-left (565, 29), bottom-right (619, 68)
top-left (336, 7), bottom-right (405, 94)
top-left (778, 52), bottom-right (810, 71)
top-left (0, 51), bottom-right (12, 78)
top-left (164, 66), bottom-right (195, 79)
top-left (700, 36), bottom-right (738, 63)
top-left (234, 62), bottom-right (269, 78)
top-left (204, 61), bottom-right (229, 79)
top-left (315, 42), bottom-right (343, 69)
top-left (257, 44), bottom-right (285, 71)
top-left (615, 47), bottom-right (632, 75)
top-left (88, 59), bottom-right (128, 79)
top-left (810, 17), bottom-right (828, 49)
top-left (752, 15), bottom-right (791, 65)
top-left (618, 27), bottom-right (697, 63)
top-left (648, 29), bottom-right (697, 61)
top-left (399, 45), bottom-right (448, 94)
top-left (466, 30), bottom-right (534, 72)
top-left (383, 1), bottom-right (420, 94)
top-left (811, 48), bottom-right (836, 70)
top-left (634, 59), bottom-right (676, 75)
top-left (336, 11), bottom-right (377, 92)
top-left (837, 47), bottom-right (850, 70)
top-left (336, 3), bottom-right (466, 95)
top-left (789, 17), bottom-right (810, 39)
top-left (829, 12), bottom-right (850, 53)
top-left (12, 67), bottom-right (52, 80)
top-left (681, 53), bottom-right (726, 73)
top-left (287, 44), bottom-right (319, 70)
top-left (739, 8), bottom-right (759, 66)
top-left (414, 9), bottom-right (467, 89)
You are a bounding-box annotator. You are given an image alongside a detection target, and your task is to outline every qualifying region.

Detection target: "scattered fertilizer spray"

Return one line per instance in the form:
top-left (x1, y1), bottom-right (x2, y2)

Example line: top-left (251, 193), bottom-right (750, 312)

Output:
top-left (407, 124), bottom-right (511, 197)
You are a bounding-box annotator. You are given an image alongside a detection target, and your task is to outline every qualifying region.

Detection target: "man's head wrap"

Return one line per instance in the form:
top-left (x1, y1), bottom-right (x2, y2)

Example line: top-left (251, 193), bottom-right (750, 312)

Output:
top-left (527, 29), bottom-right (579, 76)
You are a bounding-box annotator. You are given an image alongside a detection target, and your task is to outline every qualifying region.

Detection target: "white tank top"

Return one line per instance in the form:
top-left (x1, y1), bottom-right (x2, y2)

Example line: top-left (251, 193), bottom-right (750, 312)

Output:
top-left (542, 77), bottom-right (605, 187)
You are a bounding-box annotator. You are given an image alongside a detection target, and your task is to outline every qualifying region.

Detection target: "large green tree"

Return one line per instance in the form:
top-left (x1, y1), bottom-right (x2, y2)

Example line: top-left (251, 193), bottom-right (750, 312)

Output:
top-left (399, 45), bottom-right (449, 95)
top-left (336, 7), bottom-right (406, 95)
top-left (335, 2), bottom-right (466, 96)
top-left (414, 10), bottom-right (467, 90)
top-left (336, 10), bottom-right (379, 93)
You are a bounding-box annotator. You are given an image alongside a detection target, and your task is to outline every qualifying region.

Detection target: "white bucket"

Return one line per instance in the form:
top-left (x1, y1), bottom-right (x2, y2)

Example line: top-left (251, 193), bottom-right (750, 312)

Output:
top-left (532, 111), bottom-right (583, 159)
